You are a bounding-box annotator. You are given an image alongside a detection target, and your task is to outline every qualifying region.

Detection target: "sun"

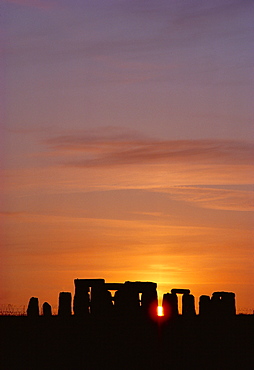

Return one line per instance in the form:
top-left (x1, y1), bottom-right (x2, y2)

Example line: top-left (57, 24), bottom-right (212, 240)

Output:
top-left (157, 306), bottom-right (164, 317)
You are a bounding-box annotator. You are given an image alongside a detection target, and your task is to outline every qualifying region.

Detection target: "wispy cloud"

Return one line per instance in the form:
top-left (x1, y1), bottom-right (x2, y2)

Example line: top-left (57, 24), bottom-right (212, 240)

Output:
top-left (154, 186), bottom-right (254, 212)
top-left (44, 130), bottom-right (254, 168)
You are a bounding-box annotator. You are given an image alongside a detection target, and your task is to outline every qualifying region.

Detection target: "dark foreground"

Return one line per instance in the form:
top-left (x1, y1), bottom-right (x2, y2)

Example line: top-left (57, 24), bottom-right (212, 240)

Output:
top-left (1, 315), bottom-right (254, 370)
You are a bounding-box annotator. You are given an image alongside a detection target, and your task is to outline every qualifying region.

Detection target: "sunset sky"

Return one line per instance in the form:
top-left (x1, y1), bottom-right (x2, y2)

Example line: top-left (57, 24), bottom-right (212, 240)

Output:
top-left (1, 0), bottom-right (253, 313)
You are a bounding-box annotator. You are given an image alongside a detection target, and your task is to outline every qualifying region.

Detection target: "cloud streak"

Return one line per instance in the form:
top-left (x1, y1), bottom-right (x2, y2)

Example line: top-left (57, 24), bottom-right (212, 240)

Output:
top-left (154, 186), bottom-right (254, 212)
top-left (45, 131), bottom-right (254, 168)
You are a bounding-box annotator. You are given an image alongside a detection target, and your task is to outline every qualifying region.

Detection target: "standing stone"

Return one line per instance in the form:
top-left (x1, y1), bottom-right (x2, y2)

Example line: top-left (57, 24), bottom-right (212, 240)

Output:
top-left (58, 292), bottom-right (72, 317)
top-left (42, 302), bottom-right (52, 317)
top-left (199, 295), bottom-right (211, 317)
top-left (223, 292), bottom-right (236, 316)
top-left (27, 297), bottom-right (39, 317)
top-left (182, 293), bottom-right (196, 317)
top-left (73, 279), bottom-right (90, 317)
top-left (162, 293), bottom-right (178, 319)
top-left (90, 282), bottom-right (113, 316)
top-left (140, 282), bottom-right (158, 315)
top-left (125, 282), bottom-right (141, 315)
top-left (211, 292), bottom-right (222, 317)
top-left (114, 282), bottom-right (140, 316)
top-left (211, 292), bottom-right (236, 318)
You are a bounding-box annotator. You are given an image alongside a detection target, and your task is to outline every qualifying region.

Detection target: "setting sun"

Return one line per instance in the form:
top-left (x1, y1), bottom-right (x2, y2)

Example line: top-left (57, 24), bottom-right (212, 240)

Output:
top-left (157, 306), bottom-right (164, 317)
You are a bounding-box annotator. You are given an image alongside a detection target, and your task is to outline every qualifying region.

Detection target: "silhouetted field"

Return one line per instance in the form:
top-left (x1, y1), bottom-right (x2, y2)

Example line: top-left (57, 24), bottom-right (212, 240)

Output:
top-left (1, 315), bottom-right (253, 369)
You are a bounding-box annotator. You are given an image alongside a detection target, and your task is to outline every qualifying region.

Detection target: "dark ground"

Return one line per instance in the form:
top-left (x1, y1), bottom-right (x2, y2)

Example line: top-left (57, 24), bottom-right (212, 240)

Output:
top-left (1, 315), bottom-right (254, 370)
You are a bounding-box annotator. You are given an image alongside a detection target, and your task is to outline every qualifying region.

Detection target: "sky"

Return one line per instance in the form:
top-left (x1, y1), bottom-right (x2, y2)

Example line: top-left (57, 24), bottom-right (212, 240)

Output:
top-left (1, 0), bottom-right (253, 313)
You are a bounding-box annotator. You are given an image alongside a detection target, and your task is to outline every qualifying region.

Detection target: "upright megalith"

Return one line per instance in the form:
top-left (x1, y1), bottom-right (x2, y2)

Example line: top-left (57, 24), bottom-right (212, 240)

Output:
top-left (162, 292), bottom-right (178, 319)
top-left (58, 292), bottom-right (72, 317)
top-left (114, 286), bottom-right (127, 314)
top-left (74, 279), bottom-right (90, 317)
top-left (114, 282), bottom-right (140, 316)
top-left (125, 282), bottom-right (142, 313)
top-left (139, 282), bottom-right (158, 318)
top-left (182, 293), bottom-right (196, 317)
top-left (42, 302), bottom-right (52, 317)
top-left (90, 280), bottom-right (113, 316)
top-left (199, 295), bottom-right (211, 317)
top-left (211, 292), bottom-right (236, 318)
top-left (222, 292), bottom-right (236, 316)
top-left (27, 297), bottom-right (39, 317)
